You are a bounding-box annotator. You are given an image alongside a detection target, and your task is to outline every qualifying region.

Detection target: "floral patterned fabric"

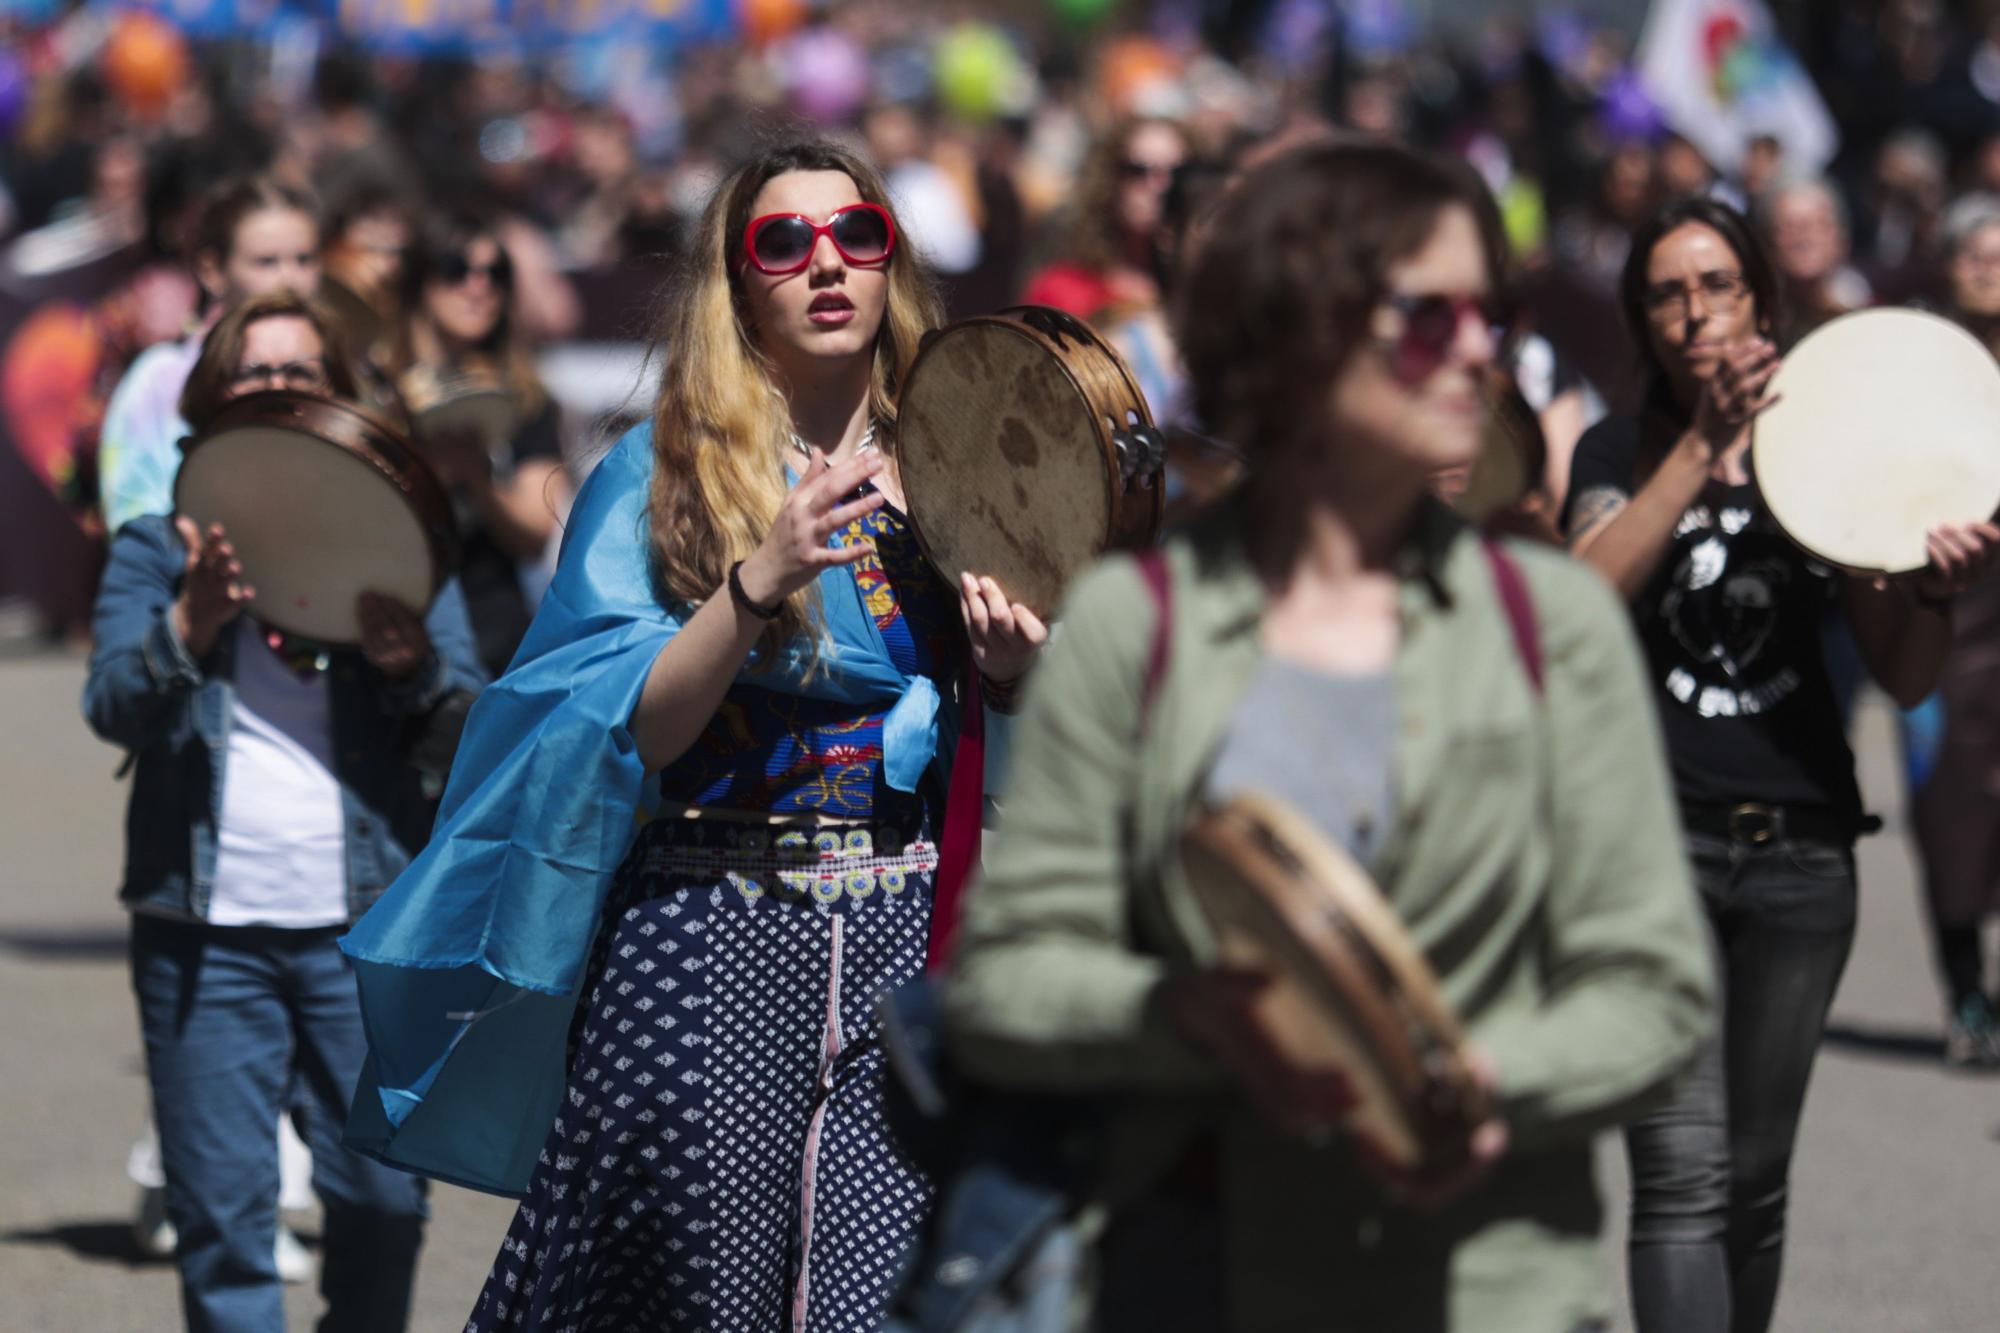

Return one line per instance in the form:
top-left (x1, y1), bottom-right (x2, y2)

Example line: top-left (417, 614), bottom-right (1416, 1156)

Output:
top-left (653, 490), bottom-right (963, 822)
top-left (462, 486), bottom-right (958, 1332)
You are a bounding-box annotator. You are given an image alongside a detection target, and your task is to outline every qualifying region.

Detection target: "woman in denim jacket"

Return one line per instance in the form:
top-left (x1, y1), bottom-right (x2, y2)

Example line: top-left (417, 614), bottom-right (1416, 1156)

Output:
top-left (83, 293), bottom-right (485, 1333)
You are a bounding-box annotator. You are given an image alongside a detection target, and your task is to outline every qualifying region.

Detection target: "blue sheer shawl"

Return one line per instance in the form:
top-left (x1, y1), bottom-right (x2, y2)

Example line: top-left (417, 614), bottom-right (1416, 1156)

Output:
top-left (339, 422), bottom-right (956, 1194)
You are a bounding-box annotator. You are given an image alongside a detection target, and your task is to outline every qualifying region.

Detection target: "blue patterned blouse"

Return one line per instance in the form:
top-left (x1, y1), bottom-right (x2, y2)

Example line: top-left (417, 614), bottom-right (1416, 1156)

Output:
top-left (654, 485), bottom-right (964, 821)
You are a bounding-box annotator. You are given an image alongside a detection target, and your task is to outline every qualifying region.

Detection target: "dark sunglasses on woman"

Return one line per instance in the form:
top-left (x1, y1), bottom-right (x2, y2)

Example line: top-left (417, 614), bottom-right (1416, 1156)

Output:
top-left (738, 203), bottom-right (896, 276)
top-left (434, 249), bottom-right (514, 290)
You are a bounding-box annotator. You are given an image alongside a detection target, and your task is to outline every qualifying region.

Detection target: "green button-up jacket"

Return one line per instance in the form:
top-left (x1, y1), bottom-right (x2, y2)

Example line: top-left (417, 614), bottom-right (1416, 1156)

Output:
top-left (944, 496), bottom-right (1716, 1331)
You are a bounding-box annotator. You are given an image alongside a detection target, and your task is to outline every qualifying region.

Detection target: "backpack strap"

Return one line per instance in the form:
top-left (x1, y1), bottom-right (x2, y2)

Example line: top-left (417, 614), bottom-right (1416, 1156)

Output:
top-left (1133, 548), bottom-right (1174, 734)
top-left (1480, 537), bottom-right (1544, 698)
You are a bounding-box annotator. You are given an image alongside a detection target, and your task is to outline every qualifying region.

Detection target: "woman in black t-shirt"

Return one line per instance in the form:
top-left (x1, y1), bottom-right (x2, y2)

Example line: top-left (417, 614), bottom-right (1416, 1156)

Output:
top-left (388, 214), bottom-right (574, 679)
top-left (1565, 197), bottom-right (1998, 1333)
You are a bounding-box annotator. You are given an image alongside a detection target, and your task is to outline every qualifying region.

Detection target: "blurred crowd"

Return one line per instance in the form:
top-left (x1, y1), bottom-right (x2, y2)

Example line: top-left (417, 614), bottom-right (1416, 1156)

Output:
top-left (14, 0), bottom-right (2000, 585)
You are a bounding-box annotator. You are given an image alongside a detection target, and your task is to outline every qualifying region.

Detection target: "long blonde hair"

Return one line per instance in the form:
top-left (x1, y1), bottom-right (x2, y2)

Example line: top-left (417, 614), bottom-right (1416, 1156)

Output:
top-left (646, 140), bottom-right (943, 659)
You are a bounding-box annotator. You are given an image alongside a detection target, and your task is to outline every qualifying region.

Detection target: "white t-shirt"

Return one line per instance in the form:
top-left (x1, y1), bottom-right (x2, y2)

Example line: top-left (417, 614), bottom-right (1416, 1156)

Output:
top-left (207, 620), bottom-right (349, 928)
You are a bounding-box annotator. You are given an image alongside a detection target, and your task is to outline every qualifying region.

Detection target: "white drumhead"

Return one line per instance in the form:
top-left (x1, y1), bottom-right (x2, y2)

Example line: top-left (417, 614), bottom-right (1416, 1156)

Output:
top-left (1754, 308), bottom-right (2000, 573)
top-left (175, 426), bottom-right (437, 644)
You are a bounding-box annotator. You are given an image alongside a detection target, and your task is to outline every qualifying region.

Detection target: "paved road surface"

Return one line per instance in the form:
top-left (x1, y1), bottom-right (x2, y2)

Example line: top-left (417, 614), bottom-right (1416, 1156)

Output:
top-left (1, 644), bottom-right (1994, 1330)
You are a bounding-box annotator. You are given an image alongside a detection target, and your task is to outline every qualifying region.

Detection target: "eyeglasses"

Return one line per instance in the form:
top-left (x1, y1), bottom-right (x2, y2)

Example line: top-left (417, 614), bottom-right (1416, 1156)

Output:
top-left (739, 203), bottom-right (896, 276)
top-left (1119, 158), bottom-right (1183, 184)
top-left (1378, 291), bottom-right (1514, 382)
top-left (230, 359), bottom-right (330, 393)
top-left (1641, 271), bottom-right (1750, 321)
top-left (434, 250), bottom-right (514, 289)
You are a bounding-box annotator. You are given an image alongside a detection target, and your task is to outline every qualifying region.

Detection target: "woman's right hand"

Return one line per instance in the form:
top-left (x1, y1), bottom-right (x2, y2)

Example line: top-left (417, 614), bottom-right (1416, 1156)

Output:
top-left (1690, 336), bottom-right (1782, 457)
top-left (735, 450), bottom-right (888, 607)
top-left (171, 516), bottom-right (255, 658)
top-left (1162, 968), bottom-right (1358, 1137)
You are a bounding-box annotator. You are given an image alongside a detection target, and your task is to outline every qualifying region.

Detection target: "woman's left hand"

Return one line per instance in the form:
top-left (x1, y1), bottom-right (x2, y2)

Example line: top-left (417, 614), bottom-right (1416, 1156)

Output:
top-left (357, 591), bottom-right (436, 679)
top-left (959, 572), bottom-right (1048, 686)
top-left (1914, 521), bottom-right (2000, 602)
top-left (1349, 1049), bottom-right (1509, 1209)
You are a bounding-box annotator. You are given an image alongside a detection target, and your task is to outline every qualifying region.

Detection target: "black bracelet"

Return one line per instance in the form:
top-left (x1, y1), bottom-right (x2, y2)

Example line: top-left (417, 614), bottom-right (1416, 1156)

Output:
top-left (728, 560), bottom-right (782, 621)
top-left (978, 668), bottom-right (1024, 715)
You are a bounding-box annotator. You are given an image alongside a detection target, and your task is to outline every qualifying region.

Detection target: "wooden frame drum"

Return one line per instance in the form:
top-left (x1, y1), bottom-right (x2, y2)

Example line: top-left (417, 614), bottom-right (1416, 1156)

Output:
top-left (1753, 308), bottom-right (2000, 575)
top-left (1181, 791), bottom-right (1491, 1172)
top-left (174, 391), bottom-right (458, 646)
top-left (895, 305), bottom-right (1165, 619)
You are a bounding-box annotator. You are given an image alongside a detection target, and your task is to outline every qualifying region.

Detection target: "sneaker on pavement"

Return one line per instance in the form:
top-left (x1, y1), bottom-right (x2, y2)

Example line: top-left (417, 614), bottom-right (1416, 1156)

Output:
top-left (1944, 995), bottom-right (2000, 1069)
top-left (132, 1186), bottom-right (175, 1259)
top-left (274, 1223), bottom-right (314, 1284)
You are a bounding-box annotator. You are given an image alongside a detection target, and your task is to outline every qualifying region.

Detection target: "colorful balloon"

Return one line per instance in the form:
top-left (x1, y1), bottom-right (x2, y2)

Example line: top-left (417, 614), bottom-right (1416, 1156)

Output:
top-left (935, 24), bottom-right (1024, 123)
top-left (740, 0), bottom-right (808, 49)
top-left (101, 12), bottom-right (190, 117)
top-left (1097, 37), bottom-right (1179, 117)
top-left (784, 27), bottom-right (871, 125)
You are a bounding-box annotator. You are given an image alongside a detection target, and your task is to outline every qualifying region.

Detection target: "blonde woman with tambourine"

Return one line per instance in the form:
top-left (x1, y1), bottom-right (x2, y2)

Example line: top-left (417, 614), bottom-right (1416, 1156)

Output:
top-left (945, 142), bottom-right (1715, 1332)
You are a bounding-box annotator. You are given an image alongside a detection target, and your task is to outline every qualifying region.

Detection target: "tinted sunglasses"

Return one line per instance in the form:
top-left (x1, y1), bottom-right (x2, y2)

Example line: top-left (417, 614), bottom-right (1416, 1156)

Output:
top-left (1119, 158), bottom-right (1182, 183)
top-left (434, 249), bottom-right (513, 289)
top-left (739, 203), bottom-right (896, 276)
top-left (1380, 291), bottom-right (1515, 382)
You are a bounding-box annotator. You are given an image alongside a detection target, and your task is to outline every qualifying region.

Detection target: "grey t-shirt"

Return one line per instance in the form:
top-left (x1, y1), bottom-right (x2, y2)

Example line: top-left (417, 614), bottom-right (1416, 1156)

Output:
top-left (1204, 657), bottom-right (1399, 867)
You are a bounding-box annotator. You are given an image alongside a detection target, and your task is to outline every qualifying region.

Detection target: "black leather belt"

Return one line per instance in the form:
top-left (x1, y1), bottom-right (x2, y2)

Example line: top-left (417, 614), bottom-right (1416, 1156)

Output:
top-left (1681, 802), bottom-right (1860, 846)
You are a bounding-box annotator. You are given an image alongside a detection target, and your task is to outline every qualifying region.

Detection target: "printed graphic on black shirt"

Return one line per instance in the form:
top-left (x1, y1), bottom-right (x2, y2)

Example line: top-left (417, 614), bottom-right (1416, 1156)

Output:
top-left (1654, 501), bottom-right (1820, 719)
top-left (1565, 414), bottom-right (1858, 815)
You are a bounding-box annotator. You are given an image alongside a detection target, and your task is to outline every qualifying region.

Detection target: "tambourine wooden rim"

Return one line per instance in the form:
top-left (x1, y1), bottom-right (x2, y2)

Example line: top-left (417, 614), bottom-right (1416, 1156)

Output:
top-left (1752, 307), bottom-right (2000, 575)
top-left (1180, 790), bottom-right (1489, 1170)
top-left (895, 305), bottom-right (1165, 618)
top-left (173, 390), bottom-right (459, 643)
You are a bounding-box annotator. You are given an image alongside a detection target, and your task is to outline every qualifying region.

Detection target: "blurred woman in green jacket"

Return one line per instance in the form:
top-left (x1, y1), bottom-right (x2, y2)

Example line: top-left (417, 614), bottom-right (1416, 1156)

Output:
top-left (943, 141), bottom-right (1716, 1332)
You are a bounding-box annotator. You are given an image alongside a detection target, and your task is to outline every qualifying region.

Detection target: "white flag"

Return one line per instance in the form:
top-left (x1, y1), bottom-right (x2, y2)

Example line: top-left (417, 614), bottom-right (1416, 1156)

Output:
top-left (1636, 0), bottom-right (1838, 178)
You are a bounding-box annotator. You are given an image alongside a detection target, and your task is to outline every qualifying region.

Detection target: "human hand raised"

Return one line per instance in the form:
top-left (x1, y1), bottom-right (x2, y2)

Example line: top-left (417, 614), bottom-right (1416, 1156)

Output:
top-left (171, 516), bottom-right (254, 658)
top-left (735, 449), bottom-right (888, 608)
top-left (1692, 336), bottom-right (1782, 456)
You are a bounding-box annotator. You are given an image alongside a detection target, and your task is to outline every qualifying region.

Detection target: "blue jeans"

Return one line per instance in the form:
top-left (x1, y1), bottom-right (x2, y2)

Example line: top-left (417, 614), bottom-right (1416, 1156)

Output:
top-left (131, 916), bottom-right (427, 1332)
top-left (1624, 833), bottom-right (1857, 1333)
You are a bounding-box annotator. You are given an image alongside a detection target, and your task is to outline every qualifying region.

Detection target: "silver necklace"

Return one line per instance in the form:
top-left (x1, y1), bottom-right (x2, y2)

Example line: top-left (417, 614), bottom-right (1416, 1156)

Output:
top-left (789, 420), bottom-right (877, 460)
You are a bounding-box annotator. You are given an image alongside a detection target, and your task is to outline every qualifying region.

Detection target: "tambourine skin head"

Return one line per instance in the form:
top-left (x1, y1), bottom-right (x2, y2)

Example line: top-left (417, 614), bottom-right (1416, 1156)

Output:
top-left (1180, 791), bottom-right (1489, 1173)
top-left (896, 309), bottom-right (1161, 619)
top-left (1451, 368), bottom-right (1547, 524)
top-left (1753, 308), bottom-right (2000, 575)
top-left (173, 391), bottom-right (453, 646)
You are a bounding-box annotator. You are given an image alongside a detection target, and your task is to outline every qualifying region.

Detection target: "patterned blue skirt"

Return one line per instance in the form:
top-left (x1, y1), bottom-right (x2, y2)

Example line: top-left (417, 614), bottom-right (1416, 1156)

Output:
top-left (464, 813), bottom-right (939, 1332)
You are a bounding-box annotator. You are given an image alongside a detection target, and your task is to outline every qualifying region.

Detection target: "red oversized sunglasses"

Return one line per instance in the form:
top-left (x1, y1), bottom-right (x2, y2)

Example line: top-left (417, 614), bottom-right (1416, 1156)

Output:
top-left (1380, 290), bottom-right (1516, 383)
top-left (738, 203), bottom-right (897, 276)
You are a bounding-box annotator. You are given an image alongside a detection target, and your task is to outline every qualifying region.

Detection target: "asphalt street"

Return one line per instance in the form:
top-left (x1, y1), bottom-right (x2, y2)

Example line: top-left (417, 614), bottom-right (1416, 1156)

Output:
top-left (1, 639), bottom-right (1994, 1330)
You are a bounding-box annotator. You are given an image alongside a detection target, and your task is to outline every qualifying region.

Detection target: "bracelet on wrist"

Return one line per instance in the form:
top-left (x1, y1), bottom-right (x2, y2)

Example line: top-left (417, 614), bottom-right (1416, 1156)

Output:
top-left (978, 668), bottom-right (1024, 715)
top-left (728, 560), bottom-right (782, 621)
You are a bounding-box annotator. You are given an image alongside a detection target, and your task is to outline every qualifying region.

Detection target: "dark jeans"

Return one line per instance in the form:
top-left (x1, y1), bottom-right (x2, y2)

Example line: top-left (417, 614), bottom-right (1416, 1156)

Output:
top-left (131, 915), bottom-right (427, 1333)
top-left (1625, 832), bottom-right (1857, 1333)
